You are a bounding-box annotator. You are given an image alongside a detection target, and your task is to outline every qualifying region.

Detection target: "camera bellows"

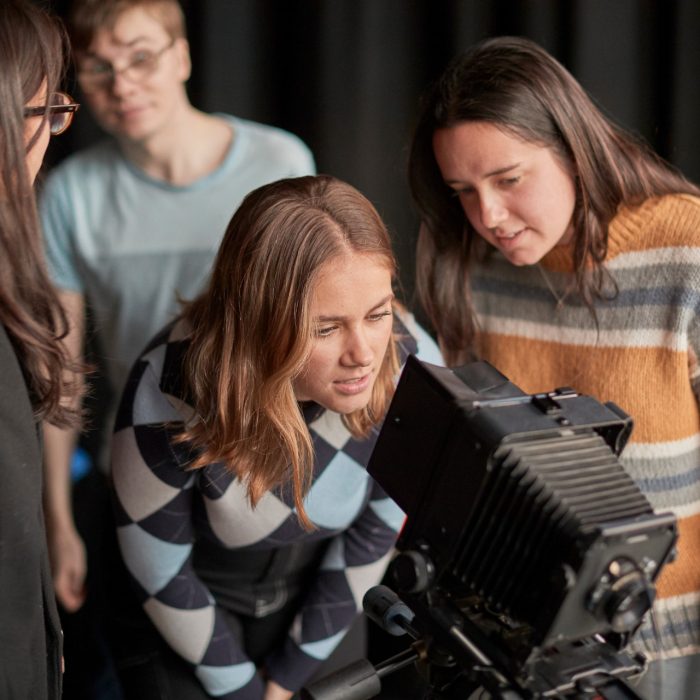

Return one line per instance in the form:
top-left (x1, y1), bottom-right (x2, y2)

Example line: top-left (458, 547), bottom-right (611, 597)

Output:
top-left (368, 355), bottom-right (677, 650)
top-left (456, 430), bottom-right (656, 641)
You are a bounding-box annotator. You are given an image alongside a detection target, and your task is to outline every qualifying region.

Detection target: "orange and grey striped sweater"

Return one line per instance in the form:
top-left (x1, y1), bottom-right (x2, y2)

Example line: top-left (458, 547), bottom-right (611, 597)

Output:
top-left (471, 193), bottom-right (700, 660)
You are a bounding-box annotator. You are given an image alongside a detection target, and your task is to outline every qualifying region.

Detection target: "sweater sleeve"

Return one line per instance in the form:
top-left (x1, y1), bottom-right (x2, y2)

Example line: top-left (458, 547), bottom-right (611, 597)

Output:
top-left (112, 356), bottom-right (265, 699)
top-left (264, 476), bottom-right (404, 691)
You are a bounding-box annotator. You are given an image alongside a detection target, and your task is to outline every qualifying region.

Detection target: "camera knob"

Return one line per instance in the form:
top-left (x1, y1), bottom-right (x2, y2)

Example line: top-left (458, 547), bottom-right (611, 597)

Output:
top-left (390, 550), bottom-right (435, 594)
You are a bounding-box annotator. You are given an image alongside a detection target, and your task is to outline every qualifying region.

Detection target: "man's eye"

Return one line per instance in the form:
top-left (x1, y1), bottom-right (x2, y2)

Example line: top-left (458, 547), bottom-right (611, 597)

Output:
top-left (88, 62), bottom-right (111, 76)
top-left (131, 51), bottom-right (154, 67)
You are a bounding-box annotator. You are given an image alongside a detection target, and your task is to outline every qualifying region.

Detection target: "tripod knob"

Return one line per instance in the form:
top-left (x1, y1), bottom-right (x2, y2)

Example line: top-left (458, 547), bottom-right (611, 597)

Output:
top-left (390, 550), bottom-right (435, 594)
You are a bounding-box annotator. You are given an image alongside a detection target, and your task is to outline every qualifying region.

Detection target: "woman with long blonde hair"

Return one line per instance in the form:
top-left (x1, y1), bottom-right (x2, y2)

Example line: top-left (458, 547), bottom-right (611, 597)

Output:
top-left (110, 174), bottom-right (440, 700)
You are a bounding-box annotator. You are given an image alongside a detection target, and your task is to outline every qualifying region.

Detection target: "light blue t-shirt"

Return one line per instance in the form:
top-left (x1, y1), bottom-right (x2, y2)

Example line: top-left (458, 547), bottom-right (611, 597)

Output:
top-left (41, 114), bottom-right (316, 464)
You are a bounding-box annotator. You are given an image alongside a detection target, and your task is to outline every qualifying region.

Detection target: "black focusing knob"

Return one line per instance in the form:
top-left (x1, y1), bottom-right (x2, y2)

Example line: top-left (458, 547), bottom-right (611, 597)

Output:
top-left (390, 550), bottom-right (435, 594)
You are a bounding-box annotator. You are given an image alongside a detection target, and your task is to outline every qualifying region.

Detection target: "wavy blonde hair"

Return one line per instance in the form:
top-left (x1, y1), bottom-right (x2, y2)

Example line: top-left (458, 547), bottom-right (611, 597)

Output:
top-left (180, 175), bottom-right (400, 528)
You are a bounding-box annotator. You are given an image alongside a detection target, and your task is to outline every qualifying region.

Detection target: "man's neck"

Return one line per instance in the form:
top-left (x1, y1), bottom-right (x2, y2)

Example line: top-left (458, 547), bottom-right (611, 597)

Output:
top-left (118, 107), bottom-right (234, 186)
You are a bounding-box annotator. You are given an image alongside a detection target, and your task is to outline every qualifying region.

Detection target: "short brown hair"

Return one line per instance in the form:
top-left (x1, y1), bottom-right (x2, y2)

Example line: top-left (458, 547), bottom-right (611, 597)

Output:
top-left (68, 0), bottom-right (186, 53)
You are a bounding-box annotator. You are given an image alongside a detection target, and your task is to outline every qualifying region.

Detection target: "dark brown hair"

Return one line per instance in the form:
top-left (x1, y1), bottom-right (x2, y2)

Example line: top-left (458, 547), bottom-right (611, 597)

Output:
top-left (0, 0), bottom-right (80, 425)
top-left (409, 36), bottom-right (700, 366)
top-left (180, 175), bottom-right (400, 528)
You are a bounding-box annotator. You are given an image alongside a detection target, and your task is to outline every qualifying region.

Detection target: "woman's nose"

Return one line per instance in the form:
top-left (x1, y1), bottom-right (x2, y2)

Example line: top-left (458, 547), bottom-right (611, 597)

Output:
top-left (479, 192), bottom-right (508, 230)
top-left (342, 329), bottom-right (373, 367)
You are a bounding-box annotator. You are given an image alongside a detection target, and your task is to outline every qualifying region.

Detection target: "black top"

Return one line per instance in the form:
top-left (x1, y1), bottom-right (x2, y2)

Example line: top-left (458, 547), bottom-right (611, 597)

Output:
top-left (0, 324), bottom-right (62, 698)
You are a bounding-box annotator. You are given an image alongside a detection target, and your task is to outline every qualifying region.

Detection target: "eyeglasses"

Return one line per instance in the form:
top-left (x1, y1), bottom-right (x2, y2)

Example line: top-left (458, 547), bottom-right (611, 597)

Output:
top-left (77, 39), bottom-right (176, 93)
top-left (23, 92), bottom-right (80, 136)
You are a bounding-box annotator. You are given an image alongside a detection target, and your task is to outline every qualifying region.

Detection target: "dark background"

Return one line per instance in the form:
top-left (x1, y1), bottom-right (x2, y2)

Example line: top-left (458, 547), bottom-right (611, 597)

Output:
top-left (46, 0), bottom-right (700, 307)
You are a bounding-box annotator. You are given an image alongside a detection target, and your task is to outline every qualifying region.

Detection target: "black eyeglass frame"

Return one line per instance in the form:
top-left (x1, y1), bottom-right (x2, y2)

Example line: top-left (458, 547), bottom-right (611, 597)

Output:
top-left (24, 93), bottom-right (80, 136)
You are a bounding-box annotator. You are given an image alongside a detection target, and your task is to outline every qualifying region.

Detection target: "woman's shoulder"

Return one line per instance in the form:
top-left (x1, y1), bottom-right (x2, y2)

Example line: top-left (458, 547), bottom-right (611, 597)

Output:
top-left (638, 193), bottom-right (700, 224)
top-left (125, 317), bottom-right (193, 408)
top-left (114, 319), bottom-right (193, 432)
top-left (608, 194), bottom-right (700, 259)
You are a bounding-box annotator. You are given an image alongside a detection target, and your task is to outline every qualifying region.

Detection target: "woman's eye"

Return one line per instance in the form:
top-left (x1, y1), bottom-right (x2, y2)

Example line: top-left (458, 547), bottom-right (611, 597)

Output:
top-left (500, 176), bottom-right (521, 187)
top-left (368, 310), bottom-right (392, 322)
top-left (315, 325), bottom-right (336, 338)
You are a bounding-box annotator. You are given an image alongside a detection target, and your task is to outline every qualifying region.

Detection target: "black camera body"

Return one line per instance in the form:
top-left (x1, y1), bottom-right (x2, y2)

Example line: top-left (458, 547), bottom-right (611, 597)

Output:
top-left (366, 356), bottom-right (677, 696)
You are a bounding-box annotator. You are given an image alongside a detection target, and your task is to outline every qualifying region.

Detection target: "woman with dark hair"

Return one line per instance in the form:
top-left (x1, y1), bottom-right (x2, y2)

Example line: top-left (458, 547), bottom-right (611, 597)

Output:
top-left (110, 174), bottom-right (441, 700)
top-left (409, 35), bottom-right (700, 698)
top-left (0, 0), bottom-right (81, 695)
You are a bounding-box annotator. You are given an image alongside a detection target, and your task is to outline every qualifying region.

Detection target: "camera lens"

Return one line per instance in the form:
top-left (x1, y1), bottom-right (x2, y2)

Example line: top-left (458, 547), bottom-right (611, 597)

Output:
top-left (589, 557), bottom-right (655, 633)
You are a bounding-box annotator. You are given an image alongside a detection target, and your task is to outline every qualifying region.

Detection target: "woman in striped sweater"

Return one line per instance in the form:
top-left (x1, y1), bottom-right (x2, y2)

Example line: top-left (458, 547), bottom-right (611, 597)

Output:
top-left (408, 35), bottom-right (700, 699)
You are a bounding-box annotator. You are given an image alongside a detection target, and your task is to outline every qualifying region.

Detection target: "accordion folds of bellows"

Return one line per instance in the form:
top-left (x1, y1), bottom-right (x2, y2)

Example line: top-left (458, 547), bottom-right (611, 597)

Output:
top-left (369, 356), bottom-right (677, 651)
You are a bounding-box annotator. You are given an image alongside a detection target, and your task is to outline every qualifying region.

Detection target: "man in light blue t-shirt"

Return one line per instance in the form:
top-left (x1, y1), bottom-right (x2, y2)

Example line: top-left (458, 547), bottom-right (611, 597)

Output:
top-left (39, 1), bottom-right (314, 696)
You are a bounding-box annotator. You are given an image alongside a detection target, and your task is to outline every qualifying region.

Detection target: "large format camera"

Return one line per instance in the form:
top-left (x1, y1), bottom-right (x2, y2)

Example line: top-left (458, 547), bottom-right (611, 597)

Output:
top-left (303, 357), bottom-right (677, 699)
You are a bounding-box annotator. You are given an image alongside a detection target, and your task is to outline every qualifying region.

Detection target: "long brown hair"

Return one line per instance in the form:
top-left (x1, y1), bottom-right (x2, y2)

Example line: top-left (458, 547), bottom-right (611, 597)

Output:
top-left (0, 0), bottom-right (80, 426)
top-left (409, 36), bottom-right (700, 366)
top-left (180, 175), bottom-right (400, 528)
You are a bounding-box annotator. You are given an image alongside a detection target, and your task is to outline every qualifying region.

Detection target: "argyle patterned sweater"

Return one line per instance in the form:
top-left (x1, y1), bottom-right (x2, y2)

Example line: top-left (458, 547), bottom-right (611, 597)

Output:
top-left (111, 314), bottom-right (423, 698)
top-left (470, 193), bottom-right (700, 660)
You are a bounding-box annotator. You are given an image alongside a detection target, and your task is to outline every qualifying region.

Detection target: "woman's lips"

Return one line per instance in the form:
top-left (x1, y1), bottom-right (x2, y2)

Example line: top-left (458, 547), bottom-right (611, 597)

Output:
top-left (495, 228), bottom-right (527, 248)
top-left (333, 373), bottom-right (372, 395)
